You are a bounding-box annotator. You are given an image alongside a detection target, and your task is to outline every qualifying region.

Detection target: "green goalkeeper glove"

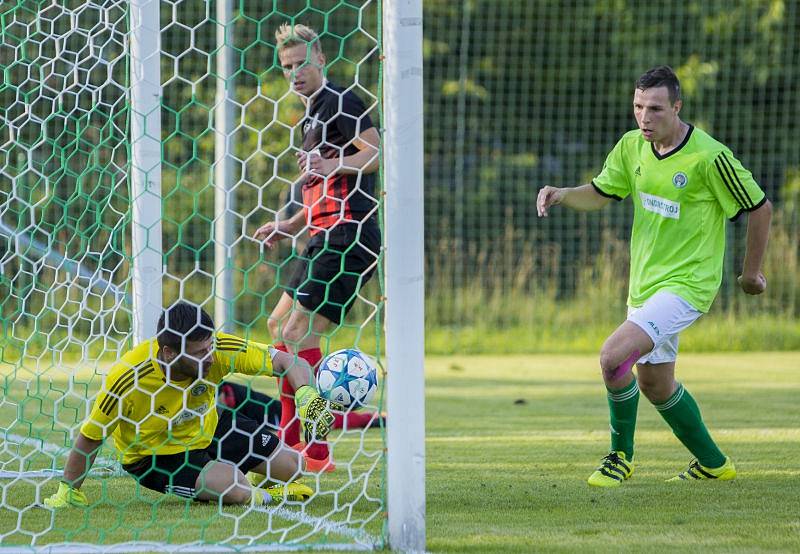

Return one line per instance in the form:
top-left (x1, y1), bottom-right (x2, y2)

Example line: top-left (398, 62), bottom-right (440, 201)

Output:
top-left (295, 385), bottom-right (338, 444)
top-left (43, 481), bottom-right (88, 509)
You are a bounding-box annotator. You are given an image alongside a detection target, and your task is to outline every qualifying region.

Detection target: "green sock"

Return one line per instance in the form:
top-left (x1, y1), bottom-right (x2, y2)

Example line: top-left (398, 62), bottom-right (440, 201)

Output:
top-left (655, 383), bottom-right (726, 468)
top-left (607, 379), bottom-right (639, 461)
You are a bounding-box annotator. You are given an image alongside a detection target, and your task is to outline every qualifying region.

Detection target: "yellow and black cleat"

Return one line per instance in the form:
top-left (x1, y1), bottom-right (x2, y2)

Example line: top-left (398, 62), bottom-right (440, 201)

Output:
top-left (587, 451), bottom-right (634, 488)
top-left (667, 457), bottom-right (736, 482)
top-left (252, 479), bottom-right (315, 505)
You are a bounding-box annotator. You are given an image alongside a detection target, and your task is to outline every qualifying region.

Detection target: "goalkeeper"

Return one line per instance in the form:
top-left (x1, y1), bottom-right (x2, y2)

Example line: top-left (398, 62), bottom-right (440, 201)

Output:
top-left (43, 301), bottom-right (335, 508)
top-left (537, 66), bottom-right (772, 486)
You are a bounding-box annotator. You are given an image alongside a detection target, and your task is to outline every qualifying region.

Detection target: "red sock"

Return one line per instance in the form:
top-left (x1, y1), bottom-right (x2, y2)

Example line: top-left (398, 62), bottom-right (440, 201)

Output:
top-left (297, 348), bottom-right (329, 460)
top-left (273, 342), bottom-right (301, 446)
top-left (333, 411), bottom-right (378, 429)
top-left (219, 384), bottom-right (237, 409)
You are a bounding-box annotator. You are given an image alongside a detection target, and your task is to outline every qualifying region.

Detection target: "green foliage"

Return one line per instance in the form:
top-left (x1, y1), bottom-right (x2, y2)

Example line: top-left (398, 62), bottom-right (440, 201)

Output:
top-left (424, 0), bottom-right (799, 331)
top-left (1, 1), bottom-right (798, 353)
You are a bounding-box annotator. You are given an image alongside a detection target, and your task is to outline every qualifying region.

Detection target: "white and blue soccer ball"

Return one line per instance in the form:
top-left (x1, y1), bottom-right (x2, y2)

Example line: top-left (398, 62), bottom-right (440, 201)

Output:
top-left (316, 349), bottom-right (378, 408)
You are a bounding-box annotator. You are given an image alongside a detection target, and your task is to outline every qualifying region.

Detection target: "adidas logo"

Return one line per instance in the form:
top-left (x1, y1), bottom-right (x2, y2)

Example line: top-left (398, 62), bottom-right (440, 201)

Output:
top-left (634, 166), bottom-right (641, 177)
top-left (262, 434), bottom-right (271, 447)
top-left (155, 405), bottom-right (169, 415)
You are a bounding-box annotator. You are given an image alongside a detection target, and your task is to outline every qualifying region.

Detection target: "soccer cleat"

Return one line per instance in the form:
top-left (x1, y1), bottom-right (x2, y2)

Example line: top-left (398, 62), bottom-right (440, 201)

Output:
top-left (246, 471), bottom-right (266, 489)
top-left (291, 442), bottom-right (336, 473)
top-left (587, 451), bottom-right (634, 487)
top-left (251, 480), bottom-right (315, 505)
top-left (265, 481), bottom-right (315, 503)
top-left (666, 457), bottom-right (736, 482)
top-left (368, 411), bottom-right (387, 429)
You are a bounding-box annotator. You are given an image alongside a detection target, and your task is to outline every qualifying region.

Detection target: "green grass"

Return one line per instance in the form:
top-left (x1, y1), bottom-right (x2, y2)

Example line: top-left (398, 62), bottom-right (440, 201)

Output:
top-left (1, 352), bottom-right (799, 552)
top-left (0, 368), bottom-right (385, 550)
top-left (426, 352), bottom-right (800, 553)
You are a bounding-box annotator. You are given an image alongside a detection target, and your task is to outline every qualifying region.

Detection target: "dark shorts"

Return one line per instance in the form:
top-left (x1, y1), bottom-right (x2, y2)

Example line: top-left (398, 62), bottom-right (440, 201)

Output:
top-left (122, 409), bottom-right (279, 499)
top-left (287, 222), bottom-right (380, 324)
top-left (218, 381), bottom-right (281, 430)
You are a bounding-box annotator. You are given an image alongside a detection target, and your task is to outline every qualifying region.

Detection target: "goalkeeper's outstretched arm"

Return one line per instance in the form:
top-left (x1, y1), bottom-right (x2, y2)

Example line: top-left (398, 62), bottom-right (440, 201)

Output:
top-left (43, 432), bottom-right (103, 508)
top-left (62, 432), bottom-right (103, 490)
top-left (270, 349), bottom-right (315, 390)
top-left (537, 184), bottom-right (611, 217)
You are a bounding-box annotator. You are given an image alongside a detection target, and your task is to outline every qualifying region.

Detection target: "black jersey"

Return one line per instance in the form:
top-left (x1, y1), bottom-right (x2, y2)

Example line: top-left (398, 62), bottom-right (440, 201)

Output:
top-left (300, 82), bottom-right (378, 234)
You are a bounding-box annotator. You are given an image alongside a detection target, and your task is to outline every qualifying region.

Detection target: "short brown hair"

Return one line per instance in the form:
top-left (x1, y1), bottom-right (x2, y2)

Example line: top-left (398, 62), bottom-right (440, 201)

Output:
top-left (636, 65), bottom-right (681, 104)
top-left (156, 301), bottom-right (214, 350)
top-left (275, 23), bottom-right (322, 55)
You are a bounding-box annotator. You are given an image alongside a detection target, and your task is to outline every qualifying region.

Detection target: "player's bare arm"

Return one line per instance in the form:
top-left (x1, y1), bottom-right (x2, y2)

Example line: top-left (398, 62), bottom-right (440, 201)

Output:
top-left (61, 433), bottom-right (104, 489)
top-left (270, 350), bottom-right (314, 390)
top-left (342, 127), bottom-right (381, 174)
top-left (254, 209), bottom-right (307, 248)
top-left (738, 199), bottom-right (772, 295)
top-left (537, 183), bottom-right (611, 217)
top-left (296, 127), bottom-right (381, 177)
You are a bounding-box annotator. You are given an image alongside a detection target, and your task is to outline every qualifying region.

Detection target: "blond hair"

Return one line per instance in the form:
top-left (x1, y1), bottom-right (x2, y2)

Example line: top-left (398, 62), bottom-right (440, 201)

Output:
top-left (275, 23), bottom-right (322, 54)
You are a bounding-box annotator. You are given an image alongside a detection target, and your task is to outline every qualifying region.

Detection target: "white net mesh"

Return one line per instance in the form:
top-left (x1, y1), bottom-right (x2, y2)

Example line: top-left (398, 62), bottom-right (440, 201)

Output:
top-left (1, 0), bottom-right (386, 550)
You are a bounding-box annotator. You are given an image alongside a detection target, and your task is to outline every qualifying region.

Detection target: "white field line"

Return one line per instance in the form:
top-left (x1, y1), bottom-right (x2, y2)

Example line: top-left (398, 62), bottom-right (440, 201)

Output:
top-left (0, 541), bottom-right (375, 553)
top-left (1, 433), bottom-right (122, 479)
top-left (253, 504), bottom-right (379, 547)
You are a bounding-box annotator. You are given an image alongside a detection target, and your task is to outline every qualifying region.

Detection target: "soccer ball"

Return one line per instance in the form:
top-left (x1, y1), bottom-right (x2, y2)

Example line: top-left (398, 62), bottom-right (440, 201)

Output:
top-left (316, 349), bottom-right (378, 408)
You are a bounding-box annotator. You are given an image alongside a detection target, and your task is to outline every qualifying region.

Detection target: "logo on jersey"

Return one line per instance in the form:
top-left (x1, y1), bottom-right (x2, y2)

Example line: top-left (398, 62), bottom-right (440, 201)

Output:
top-left (302, 113), bottom-right (320, 134)
top-left (639, 192), bottom-right (680, 220)
top-left (672, 171), bottom-right (688, 189)
top-left (191, 384), bottom-right (208, 396)
top-left (634, 166), bottom-right (641, 177)
top-left (173, 403), bottom-right (209, 426)
top-left (155, 405), bottom-right (169, 415)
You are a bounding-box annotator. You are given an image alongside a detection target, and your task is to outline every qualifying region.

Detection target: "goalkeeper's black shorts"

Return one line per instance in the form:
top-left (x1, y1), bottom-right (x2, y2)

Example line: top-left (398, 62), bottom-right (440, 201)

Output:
top-left (286, 222), bottom-right (380, 324)
top-left (122, 408), bottom-right (279, 499)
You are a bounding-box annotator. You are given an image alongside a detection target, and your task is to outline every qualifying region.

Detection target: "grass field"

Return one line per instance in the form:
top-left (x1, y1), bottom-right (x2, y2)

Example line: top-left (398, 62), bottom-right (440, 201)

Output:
top-left (1, 352), bottom-right (799, 552)
top-left (425, 352), bottom-right (800, 553)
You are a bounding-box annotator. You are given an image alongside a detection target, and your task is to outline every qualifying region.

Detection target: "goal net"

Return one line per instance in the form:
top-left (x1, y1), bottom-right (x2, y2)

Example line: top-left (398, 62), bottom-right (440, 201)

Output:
top-left (0, 0), bottom-right (420, 551)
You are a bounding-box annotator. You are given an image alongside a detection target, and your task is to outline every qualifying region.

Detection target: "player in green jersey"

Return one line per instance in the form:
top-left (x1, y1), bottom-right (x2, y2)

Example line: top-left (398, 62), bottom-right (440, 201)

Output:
top-left (537, 66), bottom-right (772, 486)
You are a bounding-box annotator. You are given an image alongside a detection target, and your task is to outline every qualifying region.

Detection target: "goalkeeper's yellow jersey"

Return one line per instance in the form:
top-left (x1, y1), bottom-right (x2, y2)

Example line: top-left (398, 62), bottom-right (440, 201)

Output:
top-left (80, 333), bottom-right (275, 465)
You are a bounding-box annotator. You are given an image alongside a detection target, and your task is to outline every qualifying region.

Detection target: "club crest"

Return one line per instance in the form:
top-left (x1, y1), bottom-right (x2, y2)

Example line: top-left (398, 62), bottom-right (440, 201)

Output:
top-left (672, 171), bottom-right (688, 189)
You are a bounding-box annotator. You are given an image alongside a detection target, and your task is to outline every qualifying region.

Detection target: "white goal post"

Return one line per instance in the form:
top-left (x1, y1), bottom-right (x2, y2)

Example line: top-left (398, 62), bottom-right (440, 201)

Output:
top-left (384, 0), bottom-right (426, 551)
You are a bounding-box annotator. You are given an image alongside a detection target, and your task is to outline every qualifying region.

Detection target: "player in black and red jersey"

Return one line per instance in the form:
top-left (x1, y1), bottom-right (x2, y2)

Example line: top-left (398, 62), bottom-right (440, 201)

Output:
top-left (254, 23), bottom-right (381, 472)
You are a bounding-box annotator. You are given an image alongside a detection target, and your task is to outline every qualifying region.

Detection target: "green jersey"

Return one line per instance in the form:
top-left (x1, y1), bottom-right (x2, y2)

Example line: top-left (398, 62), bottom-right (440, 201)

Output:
top-left (592, 125), bottom-right (765, 312)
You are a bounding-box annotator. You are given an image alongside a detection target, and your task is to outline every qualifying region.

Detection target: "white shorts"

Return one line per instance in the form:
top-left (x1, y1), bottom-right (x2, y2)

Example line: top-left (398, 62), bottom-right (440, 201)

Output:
top-left (627, 290), bottom-right (703, 364)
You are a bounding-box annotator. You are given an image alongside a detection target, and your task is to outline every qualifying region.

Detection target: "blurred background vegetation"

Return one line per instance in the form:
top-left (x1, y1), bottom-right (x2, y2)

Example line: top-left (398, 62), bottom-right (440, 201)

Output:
top-left (0, 0), bottom-right (797, 363)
